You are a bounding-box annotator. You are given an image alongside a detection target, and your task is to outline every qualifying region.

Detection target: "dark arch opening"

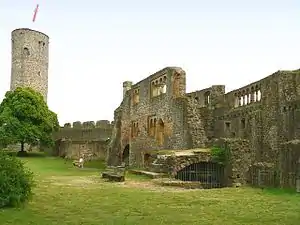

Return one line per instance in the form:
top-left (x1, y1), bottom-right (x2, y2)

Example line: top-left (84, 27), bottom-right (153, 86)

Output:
top-left (144, 153), bottom-right (151, 168)
top-left (175, 162), bottom-right (225, 188)
top-left (157, 119), bottom-right (164, 145)
top-left (122, 144), bottom-right (130, 166)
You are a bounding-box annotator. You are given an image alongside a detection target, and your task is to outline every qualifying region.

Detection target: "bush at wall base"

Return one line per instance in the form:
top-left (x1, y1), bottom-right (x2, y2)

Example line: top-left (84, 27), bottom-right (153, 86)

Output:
top-left (0, 151), bottom-right (35, 208)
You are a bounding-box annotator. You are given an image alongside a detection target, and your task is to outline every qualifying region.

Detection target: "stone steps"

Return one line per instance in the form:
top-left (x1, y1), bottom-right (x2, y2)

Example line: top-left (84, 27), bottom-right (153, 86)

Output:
top-left (129, 169), bottom-right (167, 179)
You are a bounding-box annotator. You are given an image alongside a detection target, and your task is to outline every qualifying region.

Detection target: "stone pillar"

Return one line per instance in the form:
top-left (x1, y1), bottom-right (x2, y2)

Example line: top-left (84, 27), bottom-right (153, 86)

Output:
top-left (123, 81), bottom-right (133, 98)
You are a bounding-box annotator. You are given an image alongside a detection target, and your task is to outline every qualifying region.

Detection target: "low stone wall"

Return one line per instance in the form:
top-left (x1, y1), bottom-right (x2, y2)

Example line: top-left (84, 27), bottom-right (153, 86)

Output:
top-left (135, 138), bottom-right (254, 188)
top-left (54, 138), bottom-right (108, 161)
top-left (248, 162), bottom-right (277, 187)
top-left (143, 150), bottom-right (212, 176)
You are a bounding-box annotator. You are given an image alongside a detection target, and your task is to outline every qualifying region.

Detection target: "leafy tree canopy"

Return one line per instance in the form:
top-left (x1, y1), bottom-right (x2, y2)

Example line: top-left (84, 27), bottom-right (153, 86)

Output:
top-left (0, 87), bottom-right (59, 151)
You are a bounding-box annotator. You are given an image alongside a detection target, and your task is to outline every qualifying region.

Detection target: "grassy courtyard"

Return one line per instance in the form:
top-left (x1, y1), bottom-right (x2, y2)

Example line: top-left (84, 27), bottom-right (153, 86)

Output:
top-left (0, 155), bottom-right (299, 225)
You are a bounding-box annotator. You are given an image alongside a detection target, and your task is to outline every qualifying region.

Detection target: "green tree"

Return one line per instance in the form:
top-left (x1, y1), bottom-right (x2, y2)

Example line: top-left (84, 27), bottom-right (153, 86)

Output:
top-left (0, 87), bottom-right (59, 152)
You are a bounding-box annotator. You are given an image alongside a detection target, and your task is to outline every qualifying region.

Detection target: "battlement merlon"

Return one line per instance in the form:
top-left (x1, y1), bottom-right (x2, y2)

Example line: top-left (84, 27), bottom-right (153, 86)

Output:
top-left (62, 120), bottom-right (114, 129)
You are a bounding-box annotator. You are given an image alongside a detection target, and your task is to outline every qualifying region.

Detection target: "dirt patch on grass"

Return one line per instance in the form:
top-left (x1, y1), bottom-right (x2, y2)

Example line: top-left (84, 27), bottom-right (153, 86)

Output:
top-left (43, 175), bottom-right (101, 188)
top-left (43, 175), bottom-right (198, 192)
top-left (115, 179), bottom-right (200, 192)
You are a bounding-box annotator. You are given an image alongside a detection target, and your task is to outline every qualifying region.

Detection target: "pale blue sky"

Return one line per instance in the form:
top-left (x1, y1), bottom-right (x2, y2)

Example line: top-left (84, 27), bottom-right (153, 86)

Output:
top-left (1, 0), bottom-right (300, 125)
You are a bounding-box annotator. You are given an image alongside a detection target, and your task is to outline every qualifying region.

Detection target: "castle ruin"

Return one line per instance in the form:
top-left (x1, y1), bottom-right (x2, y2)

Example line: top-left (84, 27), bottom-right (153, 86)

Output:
top-left (6, 28), bottom-right (300, 190)
top-left (107, 67), bottom-right (300, 190)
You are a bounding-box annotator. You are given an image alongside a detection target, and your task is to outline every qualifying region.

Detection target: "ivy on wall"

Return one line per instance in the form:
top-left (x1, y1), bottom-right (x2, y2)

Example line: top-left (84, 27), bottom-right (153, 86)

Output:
top-left (211, 146), bottom-right (229, 164)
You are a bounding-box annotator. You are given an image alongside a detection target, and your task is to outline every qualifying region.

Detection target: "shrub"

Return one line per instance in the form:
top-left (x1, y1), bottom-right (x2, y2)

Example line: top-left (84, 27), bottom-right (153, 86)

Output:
top-left (0, 151), bottom-right (34, 208)
top-left (211, 146), bottom-right (228, 164)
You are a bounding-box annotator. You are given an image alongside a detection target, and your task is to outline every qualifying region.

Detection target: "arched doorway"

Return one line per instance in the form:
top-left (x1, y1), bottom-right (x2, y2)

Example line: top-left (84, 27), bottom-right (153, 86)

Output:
top-left (157, 119), bottom-right (164, 145)
top-left (144, 153), bottom-right (151, 168)
top-left (175, 162), bottom-right (225, 188)
top-left (122, 144), bottom-right (130, 166)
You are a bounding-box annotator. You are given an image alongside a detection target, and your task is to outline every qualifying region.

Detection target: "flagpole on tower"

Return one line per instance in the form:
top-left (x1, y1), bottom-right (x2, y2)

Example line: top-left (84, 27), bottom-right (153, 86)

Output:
top-left (32, 4), bottom-right (39, 22)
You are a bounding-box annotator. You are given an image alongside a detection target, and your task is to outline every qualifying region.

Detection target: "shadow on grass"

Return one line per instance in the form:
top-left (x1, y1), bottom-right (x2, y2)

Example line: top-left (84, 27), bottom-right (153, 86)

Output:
top-left (84, 160), bottom-right (106, 170)
top-left (126, 172), bottom-right (152, 181)
top-left (258, 187), bottom-right (300, 196)
top-left (3, 151), bottom-right (47, 158)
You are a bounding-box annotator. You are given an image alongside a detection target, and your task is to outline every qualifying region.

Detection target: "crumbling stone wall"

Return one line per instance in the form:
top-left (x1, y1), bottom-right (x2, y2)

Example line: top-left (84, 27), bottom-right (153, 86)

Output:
top-left (107, 108), bottom-right (123, 166)
top-left (186, 98), bottom-right (207, 148)
top-left (248, 162), bottom-right (276, 188)
top-left (109, 66), bottom-right (300, 191)
top-left (213, 70), bottom-right (300, 164)
top-left (169, 153), bottom-right (212, 176)
top-left (54, 138), bottom-right (108, 160)
top-left (53, 120), bottom-right (113, 141)
top-left (280, 140), bottom-right (300, 190)
top-left (140, 151), bottom-right (212, 175)
top-left (10, 28), bottom-right (49, 102)
top-left (53, 120), bottom-right (112, 160)
top-left (186, 85), bottom-right (225, 142)
top-left (109, 67), bottom-right (195, 167)
top-left (213, 138), bottom-right (253, 186)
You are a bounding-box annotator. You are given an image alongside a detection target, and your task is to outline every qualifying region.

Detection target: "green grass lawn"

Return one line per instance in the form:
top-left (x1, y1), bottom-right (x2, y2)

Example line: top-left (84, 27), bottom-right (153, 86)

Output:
top-left (0, 155), bottom-right (300, 225)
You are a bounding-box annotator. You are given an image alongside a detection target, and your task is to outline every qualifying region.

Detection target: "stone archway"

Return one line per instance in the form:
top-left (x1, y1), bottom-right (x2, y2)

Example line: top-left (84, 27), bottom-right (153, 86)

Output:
top-left (144, 153), bottom-right (151, 168)
top-left (174, 161), bottom-right (225, 188)
top-left (122, 144), bottom-right (130, 166)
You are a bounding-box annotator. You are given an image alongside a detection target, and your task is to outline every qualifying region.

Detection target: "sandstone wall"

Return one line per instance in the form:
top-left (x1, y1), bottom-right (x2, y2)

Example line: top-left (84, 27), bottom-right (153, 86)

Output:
top-left (109, 66), bottom-right (300, 191)
top-left (110, 67), bottom-right (192, 167)
top-left (53, 120), bottom-right (113, 161)
top-left (211, 70), bottom-right (300, 165)
top-left (10, 28), bottom-right (49, 102)
top-left (54, 139), bottom-right (108, 160)
top-left (53, 120), bottom-right (113, 141)
top-left (279, 140), bottom-right (300, 190)
top-left (213, 138), bottom-right (253, 186)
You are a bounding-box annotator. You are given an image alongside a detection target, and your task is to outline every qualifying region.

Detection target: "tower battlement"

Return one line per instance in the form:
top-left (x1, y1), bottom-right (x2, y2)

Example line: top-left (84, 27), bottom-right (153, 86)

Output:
top-left (62, 120), bottom-right (114, 129)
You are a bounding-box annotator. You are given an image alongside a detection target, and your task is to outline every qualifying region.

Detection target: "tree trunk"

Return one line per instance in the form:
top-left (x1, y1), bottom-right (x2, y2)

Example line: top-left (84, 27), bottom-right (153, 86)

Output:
top-left (21, 141), bottom-right (25, 152)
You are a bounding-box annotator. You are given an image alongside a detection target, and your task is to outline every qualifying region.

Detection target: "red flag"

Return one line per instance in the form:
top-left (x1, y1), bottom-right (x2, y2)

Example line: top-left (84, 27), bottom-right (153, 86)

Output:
top-left (32, 4), bottom-right (39, 22)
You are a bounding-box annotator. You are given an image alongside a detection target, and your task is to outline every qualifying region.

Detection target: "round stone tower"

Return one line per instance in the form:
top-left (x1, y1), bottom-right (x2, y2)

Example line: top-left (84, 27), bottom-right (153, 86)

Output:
top-left (10, 28), bottom-right (49, 102)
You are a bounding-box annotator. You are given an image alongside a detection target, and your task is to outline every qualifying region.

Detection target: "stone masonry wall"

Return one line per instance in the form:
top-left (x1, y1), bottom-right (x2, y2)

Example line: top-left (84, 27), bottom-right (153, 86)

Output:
top-left (211, 70), bottom-right (300, 166)
top-left (109, 65), bottom-right (300, 190)
top-left (109, 67), bottom-right (195, 167)
top-left (279, 140), bottom-right (300, 189)
top-left (53, 120), bottom-right (113, 161)
top-left (11, 28), bottom-right (49, 102)
top-left (54, 139), bottom-right (108, 161)
top-left (186, 98), bottom-right (207, 148)
top-left (53, 120), bottom-right (113, 141)
top-left (213, 138), bottom-right (253, 186)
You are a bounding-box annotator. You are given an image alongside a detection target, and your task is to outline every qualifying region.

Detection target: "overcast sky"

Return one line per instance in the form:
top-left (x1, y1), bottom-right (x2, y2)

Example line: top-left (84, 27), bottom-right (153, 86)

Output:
top-left (1, 0), bottom-right (300, 125)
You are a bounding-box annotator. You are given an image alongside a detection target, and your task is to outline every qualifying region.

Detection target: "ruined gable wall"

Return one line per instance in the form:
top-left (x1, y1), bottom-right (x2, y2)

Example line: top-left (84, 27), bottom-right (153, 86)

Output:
top-left (115, 67), bottom-right (190, 166)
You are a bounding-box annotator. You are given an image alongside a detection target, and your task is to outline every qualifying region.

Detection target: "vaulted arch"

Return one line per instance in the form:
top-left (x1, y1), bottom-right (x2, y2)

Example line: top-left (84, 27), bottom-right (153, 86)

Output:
top-left (174, 161), bottom-right (225, 188)
top-left (122, 144), bottom-right (130, 166)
